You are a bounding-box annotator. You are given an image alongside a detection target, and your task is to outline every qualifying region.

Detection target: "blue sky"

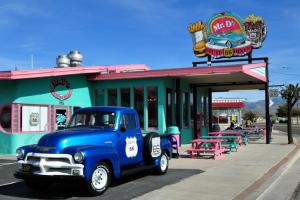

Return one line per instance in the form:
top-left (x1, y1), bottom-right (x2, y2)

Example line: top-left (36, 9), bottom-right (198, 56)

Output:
top-left (0, 0), bottom-right (299, 101)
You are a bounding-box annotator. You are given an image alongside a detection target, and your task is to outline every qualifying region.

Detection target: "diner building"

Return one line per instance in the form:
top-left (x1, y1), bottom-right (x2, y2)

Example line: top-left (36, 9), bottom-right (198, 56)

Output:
top-left (212, 98), bottom-right (245, 129)
top-left (0, 59), bottom-right (268, 155)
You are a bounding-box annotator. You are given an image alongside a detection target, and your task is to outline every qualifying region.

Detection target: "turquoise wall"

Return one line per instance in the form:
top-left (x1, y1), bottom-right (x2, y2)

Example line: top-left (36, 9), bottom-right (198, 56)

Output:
top-left (14, 75), bottom-right (92, 107)
top-left (0, 75), bottom-right (93, 155)
top-left (0, 80), bottom-right (16, 105)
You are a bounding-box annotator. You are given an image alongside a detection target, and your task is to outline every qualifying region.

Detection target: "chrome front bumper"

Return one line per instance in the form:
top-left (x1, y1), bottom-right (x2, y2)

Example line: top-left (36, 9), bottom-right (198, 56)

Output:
top-left (17, 153), bottom-right (84, 176)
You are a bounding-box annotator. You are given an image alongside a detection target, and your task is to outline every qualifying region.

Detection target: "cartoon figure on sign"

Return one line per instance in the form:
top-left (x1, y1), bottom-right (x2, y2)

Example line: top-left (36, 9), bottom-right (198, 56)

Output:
top-left (244, 15), bottom-right (267, 48)
top-left (56, 114), bottom-right (66, 126)
top-left (125, 137), bottom-right (138, 158)
top-left (188, 21), bottom-right (207, 57)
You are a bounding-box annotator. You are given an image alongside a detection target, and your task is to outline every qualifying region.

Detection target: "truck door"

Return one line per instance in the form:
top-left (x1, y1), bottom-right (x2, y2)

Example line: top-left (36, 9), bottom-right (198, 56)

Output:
top-left (117, 112), bottom-right (143, 167)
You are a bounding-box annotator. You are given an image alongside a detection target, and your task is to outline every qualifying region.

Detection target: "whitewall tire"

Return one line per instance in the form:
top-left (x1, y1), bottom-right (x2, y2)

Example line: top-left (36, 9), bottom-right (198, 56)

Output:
top-left (87, 162), bottom-right (111, 195)
top-left (155, 152), bottom-right (169, 175)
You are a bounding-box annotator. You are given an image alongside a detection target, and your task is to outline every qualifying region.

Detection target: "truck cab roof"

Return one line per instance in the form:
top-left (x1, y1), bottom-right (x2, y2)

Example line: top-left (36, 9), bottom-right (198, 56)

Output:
top-left (76, 106), bottom-right (136, 113)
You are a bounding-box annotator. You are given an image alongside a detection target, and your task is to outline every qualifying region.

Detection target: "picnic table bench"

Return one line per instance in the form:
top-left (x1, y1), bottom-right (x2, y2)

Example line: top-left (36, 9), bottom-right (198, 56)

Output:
top-left (202, 135), bottom-right (241, 152)
top-left (186, 139), bottom-right (225, 160)
top-left (221, 131), bottom-right (249, 145)
top-left (210, 130), bottom-right (249, 145)
top-left (242, 129), bottom-right (265, 140)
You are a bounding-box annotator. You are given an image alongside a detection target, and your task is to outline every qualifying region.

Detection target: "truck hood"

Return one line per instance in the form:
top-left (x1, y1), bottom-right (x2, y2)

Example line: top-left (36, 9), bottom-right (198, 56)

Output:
top-left (36, 128), bottom-right (116, 153)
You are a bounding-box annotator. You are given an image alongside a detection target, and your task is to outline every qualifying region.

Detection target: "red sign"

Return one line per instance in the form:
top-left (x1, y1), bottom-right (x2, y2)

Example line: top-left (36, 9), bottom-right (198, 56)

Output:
top-left (210, 16), bottom-right (242, 34)
top-left (50, 78), bottom-right (72, 100)
top-left (206, 45), bottom-right (252, 58)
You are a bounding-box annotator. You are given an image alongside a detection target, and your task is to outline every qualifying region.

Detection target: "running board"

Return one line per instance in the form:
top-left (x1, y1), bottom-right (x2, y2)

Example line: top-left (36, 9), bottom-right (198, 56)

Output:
top-left (121, 164), bottom-right (156, 177)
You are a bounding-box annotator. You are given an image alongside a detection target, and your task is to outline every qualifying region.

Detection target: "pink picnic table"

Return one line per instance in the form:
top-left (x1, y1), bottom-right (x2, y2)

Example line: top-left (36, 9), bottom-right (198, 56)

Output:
top-left (209, 131), bottom-right (222, 136)
top-left (221, 131), bottom-right (243, 136)
top-left (187, 138), bottom-right (225, 159)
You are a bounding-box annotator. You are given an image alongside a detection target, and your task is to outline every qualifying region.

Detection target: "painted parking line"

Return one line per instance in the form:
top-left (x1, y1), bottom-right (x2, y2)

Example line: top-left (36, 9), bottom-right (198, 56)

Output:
top-left (0, 181), bottom-right (20, 187)
top-left (0, 162), bottom-right (17, 166)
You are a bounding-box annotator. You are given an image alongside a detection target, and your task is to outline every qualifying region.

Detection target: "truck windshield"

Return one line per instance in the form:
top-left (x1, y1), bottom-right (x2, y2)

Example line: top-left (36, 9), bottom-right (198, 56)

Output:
top-left (68, 111), bottom-right (116, 129)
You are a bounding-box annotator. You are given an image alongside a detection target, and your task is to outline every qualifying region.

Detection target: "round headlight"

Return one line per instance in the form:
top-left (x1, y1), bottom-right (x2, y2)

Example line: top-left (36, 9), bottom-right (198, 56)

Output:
top-left (16, 148), bottom-right (24, 160)
top-left (74, 151), bottom-right (84, 163)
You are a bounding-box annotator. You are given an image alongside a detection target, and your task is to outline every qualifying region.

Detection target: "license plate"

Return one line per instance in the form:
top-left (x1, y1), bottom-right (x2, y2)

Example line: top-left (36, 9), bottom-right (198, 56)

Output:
top-left (22, 164), bottom-right (31, 172)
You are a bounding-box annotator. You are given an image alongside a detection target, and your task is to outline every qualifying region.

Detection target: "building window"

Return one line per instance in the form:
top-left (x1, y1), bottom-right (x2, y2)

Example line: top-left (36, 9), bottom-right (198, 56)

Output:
top-left (134, 87), bottom-right (144, 128)
top-left (108, 88), bottom-right (117, 106)
top-left (21, 105), bottom-right (49, 132)
top-left (0, 105), bottom-right (12, 133)
top-left (147, 87), bottom-right (158, 129)
top-left (166, 88), bottom-right (173, 127)
top-left (95, 89), bottom-right (105, 106)
top-left (121, 88), bottom-right (131, 107)
top-left (183, 92), bottom-right (189, 128)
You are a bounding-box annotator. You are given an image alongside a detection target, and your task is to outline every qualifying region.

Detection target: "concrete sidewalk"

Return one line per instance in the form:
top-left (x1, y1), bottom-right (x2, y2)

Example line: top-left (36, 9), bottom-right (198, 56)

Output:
top-left (134, 131), bottom-right (299, 200)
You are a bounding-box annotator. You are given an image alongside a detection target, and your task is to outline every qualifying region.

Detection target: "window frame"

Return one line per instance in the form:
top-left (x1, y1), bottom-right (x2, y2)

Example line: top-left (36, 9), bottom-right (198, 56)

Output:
top-left (52, 105), bottom-right (71, 131)
top-left (147, 86), bottom-right (158, 130)
top-left (120, 88), bottom-right (131, 107)
top-left (134, 87), bottom-right (144, 130)
top-left (0, 104), bottom-right (13, 134)
top-left (166, 88), bottom-right (173, 127)
top-left (182, 91), bottom-right (189, 128)
top-left (107, 88), bottom-right (118, 106)
top-left (20, 103), bottom-right (51, 133)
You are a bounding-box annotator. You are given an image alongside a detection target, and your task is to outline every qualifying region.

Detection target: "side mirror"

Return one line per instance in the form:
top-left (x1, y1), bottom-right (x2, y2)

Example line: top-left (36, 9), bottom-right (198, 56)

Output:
top-left (120, 126), bottom-right (126, 132)
top-left (57, 126), bottom-right (65, 130)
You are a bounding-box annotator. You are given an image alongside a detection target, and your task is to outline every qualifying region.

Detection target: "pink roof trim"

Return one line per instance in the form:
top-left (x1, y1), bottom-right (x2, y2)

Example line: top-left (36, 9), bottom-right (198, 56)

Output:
top-left (0, 64), bottom-right (150, 80)
top-left (89, 63), bottom-right (267, 82)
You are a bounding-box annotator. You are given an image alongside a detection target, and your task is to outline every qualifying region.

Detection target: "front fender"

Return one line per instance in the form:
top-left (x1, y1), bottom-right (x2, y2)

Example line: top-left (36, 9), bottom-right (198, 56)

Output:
top-left (63, 145), bottom-right (121, 180)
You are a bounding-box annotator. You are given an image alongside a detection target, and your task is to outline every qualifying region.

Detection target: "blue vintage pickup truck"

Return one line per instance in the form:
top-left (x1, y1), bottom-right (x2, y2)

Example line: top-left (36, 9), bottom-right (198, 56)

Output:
top-left (14, 107), bottom-right (173, 195)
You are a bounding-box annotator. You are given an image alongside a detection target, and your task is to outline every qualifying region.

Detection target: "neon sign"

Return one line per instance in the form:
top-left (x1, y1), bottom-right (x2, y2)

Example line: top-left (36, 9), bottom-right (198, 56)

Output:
top-left (188, 12), bottom-right (267, 58)
top-left (50, 78), bottom-right (72, 100)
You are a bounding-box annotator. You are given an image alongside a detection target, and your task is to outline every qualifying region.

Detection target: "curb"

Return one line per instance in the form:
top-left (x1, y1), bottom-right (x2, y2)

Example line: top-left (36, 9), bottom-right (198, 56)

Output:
top-left (233, 144), bottom-right (300, 200)
top-left (290, 182), bottom-right (300, 200)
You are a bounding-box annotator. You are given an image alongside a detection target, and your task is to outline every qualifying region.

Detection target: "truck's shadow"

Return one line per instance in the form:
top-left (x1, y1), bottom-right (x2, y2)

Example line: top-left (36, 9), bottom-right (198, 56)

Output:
top-left (0, 169), bottom-right (203, 200)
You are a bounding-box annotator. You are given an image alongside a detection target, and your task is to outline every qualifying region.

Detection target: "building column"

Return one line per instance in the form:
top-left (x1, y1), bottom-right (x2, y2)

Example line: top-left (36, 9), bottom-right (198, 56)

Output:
top-left (193, 85), bottom-right (198, 139)
top-left (176, 79), bottom-right (181, 130)
top-left (208, 88), bottom-right (212, 132)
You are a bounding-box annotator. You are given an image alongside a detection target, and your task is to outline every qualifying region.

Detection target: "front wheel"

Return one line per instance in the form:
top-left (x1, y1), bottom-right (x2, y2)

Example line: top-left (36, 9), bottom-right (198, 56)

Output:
top-left (155, 152), bottom-right (169, 175)
top-left (86, 162), bottom-right (111, 196)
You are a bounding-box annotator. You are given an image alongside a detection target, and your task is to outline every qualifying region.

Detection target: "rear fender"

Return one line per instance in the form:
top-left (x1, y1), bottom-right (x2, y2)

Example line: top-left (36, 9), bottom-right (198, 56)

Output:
top-left (160, 136), bottom-right (172, 158)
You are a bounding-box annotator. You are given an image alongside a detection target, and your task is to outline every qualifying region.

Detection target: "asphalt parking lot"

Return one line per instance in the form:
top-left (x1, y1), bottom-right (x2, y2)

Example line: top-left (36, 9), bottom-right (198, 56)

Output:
top-left (0, 160), bottom-right (202, 200)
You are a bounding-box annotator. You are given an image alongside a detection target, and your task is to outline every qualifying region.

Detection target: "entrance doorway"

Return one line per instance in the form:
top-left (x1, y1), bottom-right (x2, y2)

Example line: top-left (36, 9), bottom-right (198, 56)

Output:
top-left (52, 106), bottom-right (70, 130)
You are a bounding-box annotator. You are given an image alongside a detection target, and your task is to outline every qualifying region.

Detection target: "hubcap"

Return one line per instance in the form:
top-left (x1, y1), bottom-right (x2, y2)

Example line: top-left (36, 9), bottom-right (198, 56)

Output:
top-left (160, 154), bottom-right (168, 171)
top-left (92, 167), bottom-right (108, 190)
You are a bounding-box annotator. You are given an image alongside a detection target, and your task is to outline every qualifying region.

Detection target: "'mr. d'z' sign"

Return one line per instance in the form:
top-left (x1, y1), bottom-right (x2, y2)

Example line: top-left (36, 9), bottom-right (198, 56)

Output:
top-left (50, 78), bottom-right (72, 100)
top-left (188, 12), bottom-right (267, 58)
